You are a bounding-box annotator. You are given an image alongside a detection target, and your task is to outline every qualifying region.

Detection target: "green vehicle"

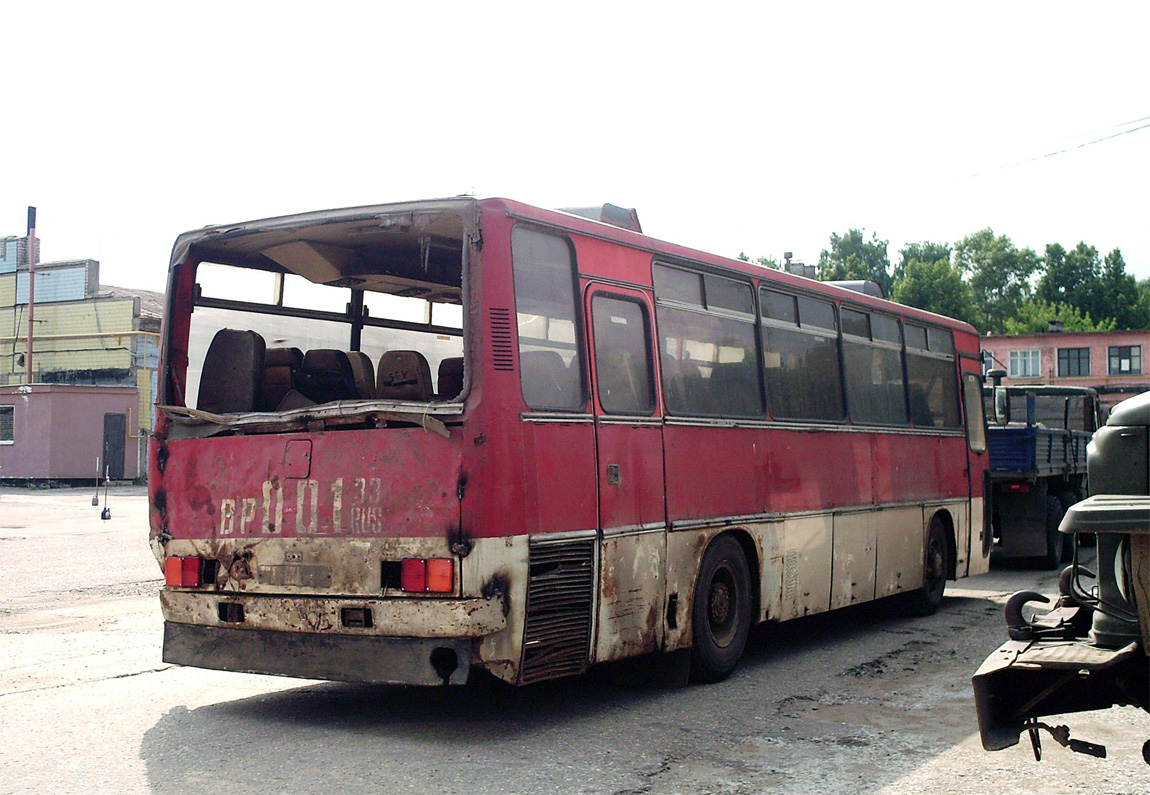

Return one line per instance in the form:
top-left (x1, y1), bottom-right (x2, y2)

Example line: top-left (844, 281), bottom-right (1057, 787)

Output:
top-left (973, 389), bottom-right (1150, 765)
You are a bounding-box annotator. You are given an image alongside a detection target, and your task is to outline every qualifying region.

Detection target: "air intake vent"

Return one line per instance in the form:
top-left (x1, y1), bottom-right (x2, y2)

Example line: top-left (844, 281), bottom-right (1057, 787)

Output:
top-left (490, 308), bottom-right (514, 371)
top-left (520, 536), bottom-right (595, 684)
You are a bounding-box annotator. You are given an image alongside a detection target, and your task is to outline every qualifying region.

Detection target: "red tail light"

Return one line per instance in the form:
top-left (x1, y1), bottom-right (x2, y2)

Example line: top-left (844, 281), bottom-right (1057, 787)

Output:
top-left (426, 558), bottom-right (453, 592)
top-left (401, 558), bottom-right (426, 592)
top-left (165, 556), bottom-right (202, 587)
top-left (400, 558), bottom-right (454, 593)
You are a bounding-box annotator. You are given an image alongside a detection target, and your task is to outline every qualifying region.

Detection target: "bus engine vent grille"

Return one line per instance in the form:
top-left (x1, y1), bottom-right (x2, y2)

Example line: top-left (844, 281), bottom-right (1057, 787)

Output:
top-left (490, 308), bottom-right (514, 371)
top-left (521, 536), bottom-right (595, 684)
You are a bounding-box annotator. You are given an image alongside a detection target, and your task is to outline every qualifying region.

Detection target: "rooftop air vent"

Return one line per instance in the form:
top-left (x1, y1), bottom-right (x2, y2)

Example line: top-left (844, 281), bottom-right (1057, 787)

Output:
top-left (560, 203), bottom-right (642, 233)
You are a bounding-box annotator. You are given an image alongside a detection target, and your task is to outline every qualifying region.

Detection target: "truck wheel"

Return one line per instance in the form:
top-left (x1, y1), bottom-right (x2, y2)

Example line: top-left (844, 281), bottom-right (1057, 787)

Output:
top-left (690, 534), bottom-right (752, 683)
top-left (906, 517), bottom-right (948, 616)
top-left (1040, 496), bottom-right (1065, 570)
top-left (1056, 492), bottom-right (1078, 562)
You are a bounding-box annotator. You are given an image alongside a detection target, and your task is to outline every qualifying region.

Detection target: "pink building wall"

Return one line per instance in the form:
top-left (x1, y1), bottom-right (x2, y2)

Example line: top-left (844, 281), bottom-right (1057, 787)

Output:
top-left (0, 385), bottom-right (141, 480)
top-left (980, 329), bottom-right (1149, 410)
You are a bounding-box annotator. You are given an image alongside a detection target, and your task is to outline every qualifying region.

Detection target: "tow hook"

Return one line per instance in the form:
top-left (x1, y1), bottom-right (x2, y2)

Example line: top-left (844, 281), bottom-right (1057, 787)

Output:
top-left (1024, 719), bottom-right (1106, 761)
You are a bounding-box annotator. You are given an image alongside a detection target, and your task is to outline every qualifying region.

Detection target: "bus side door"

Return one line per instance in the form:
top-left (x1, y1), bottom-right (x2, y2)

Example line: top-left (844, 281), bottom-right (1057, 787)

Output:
top-left (961, 355), bottom-right (992, 576)
top-left (585, 285), bottom-right (667, 661)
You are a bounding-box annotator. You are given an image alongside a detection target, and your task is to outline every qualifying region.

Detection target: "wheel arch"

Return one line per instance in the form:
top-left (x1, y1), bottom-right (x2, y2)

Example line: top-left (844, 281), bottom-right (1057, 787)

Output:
top-left (724, 527), bottom-right (762, 623)
top-left (930, 508), bottom-right (958, 580)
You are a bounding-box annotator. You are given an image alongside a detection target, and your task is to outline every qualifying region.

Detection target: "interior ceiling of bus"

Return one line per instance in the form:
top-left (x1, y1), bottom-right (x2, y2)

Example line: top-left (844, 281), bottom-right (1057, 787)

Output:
top-left (192, 211), bottom-right (465, 303)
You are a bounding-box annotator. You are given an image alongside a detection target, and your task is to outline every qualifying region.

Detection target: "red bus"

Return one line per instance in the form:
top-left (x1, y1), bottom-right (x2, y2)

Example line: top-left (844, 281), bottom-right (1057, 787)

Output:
top-left (152, 197), bottom-right (990, 686)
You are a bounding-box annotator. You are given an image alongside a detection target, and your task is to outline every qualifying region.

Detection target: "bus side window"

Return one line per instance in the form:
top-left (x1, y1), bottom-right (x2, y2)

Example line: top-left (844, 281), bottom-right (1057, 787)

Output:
top-left (511, 227), bottom-right (586, 411)
top-left (520, 350), bottom-right (580, 409)
top-left (591, 295), bottom-right (654, 415)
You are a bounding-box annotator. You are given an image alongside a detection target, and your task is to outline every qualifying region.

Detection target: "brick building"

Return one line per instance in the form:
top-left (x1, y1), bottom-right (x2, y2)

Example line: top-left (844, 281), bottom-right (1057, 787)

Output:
top-left (980, 327), bottom-right (1148, 411)
top-left (0, 233), bottom-right (161, 480)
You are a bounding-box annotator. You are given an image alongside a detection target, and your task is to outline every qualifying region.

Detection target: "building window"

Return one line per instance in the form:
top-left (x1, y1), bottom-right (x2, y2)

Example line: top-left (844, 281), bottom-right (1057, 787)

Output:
top-left (1057, 347), bottom-right (1090, 377)
top-left (0, 405), bottom-right (13, 444)
top-left (1008, 349), bottom-right (1041, 379)
top-left (981, 350), bottom-right (995, 375)
top-left (1109, 345), bottom-right (1142, 375)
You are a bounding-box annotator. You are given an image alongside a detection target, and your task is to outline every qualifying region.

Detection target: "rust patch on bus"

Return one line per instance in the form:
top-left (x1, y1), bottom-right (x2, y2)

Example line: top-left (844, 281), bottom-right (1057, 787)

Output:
top-left (482, 573), bottom-right (511, 617)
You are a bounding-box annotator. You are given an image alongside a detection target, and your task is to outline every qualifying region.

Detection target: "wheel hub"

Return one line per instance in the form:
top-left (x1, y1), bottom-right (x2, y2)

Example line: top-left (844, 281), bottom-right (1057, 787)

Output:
top-left (710, 581), bottom-right (731, 627)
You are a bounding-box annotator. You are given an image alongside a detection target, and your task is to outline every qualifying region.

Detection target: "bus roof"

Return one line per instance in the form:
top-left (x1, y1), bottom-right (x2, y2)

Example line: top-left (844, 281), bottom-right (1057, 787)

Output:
top-left (166, 195), bottom-right (979, 338)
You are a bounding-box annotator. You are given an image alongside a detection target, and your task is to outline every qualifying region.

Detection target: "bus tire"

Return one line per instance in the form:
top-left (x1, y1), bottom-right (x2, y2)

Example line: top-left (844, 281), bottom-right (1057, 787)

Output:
top-left (690, 534), bottom-right (752, 683)
top-left (1040, 496), bottom-right (1065, 570)
top-left (907, 517), bottom-right (948, 616)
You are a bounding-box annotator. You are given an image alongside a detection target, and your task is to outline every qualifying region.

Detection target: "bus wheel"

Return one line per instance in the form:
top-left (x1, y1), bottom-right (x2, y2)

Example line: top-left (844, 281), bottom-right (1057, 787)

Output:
top-left (907, 518), bottom-right (948, 616)
top-left (690, 534), bottom-right (752, 683)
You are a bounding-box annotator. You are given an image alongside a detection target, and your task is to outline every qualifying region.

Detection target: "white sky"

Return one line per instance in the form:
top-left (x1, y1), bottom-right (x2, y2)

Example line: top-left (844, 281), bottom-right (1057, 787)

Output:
top-left (2, 2), bottom-right (1148, 293)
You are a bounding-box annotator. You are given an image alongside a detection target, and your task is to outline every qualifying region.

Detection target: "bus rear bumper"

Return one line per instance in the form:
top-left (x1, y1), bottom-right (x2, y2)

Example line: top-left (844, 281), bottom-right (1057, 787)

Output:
top-left (163, 621), bottom-right (474, 685)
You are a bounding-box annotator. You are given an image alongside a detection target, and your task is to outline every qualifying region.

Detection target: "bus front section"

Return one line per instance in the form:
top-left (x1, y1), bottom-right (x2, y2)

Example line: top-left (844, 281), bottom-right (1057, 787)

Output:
top-left (150, 199), bottom-right (500, 685)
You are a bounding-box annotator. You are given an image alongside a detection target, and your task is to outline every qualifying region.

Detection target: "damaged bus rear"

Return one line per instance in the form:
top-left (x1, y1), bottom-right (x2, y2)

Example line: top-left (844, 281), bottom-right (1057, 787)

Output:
top-left (150, 198), bottom-right (506, 685)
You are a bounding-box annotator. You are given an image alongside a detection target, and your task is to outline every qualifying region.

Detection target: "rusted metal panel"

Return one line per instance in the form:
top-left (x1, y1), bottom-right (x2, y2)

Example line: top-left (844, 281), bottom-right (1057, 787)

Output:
top-left (160, 590), bottom-right (505, 637)
top-left (874, 506), bottom-right (927, 599)
top-left (154, 426), bottom-right (462, 541)
top-left (466, 535), bottom-right (528, 684)
top-left (968, 497), bottom-right (991, 576)
top-left (163, 623), bottom-right (473, 685)
top-left (778, 514), bottom-right (833, 620)
top-left (752, 521), bottom-right (785, 623)
top-left (953, 499), bottom-right (971, 576)
top-left (830, 511), bottom-right (877, 609)
top-left (662, 529), bottom-right (708, 651)
top-left (520, 534), bottom-right (596, 683)
top-left (596, 529), bottom-right (665, 662)
top-left (155, 535), bottom-right (456, 596)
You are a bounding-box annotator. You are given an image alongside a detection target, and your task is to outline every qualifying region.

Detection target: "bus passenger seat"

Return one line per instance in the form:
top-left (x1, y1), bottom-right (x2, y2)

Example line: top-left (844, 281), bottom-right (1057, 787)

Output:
top-left (709, 361), bottom-right (762, 417)
top-left (261, 347), bottom-right (303, 411)
top-left (197, 328), bottom-right (267, 414)
top-left (347, 351), bottom-right (377, 400)
top-left (660, 354), bottom-right (687, 413)
top-left (520, 350), bottom-right (577, 409)
top-left (437, 357), bottom-right (464, 400)
top-left (596, 349), bottom-right (641, 411)
top-left (298, 349), bottom-right (358, 403)
top-left (377, 350), bottom-right (434, 401)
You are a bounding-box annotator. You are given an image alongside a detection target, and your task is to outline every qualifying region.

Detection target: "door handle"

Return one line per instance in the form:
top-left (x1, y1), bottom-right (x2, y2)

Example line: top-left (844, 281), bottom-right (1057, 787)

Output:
top-left (607, 463), bottom-right (621, 485)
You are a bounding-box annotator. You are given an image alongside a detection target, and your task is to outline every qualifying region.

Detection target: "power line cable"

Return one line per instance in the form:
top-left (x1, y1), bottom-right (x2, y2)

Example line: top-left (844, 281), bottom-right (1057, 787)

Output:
top-left (971, 117), bottom-right (1150, 177)
top-left (1026, 121), bottom-right (1150, 163)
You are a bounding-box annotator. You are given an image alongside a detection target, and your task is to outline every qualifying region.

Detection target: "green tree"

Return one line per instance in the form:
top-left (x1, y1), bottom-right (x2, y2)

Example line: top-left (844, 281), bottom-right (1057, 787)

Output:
top-left (737, 252), bottom-right (780, 269)
top-left (1002, 298), bottom-right (1114, 334)
top-left (817, 229), bottom-right (892, 297)
top-left (1035, 242), bottom-right (1100, 310)
top-left (892, 256), bottom-right (976, 325)
top-left (1096, 249), bottom-right (1149, 329)
top-left (953, 228), bottom-right (1039, 334)
top-left (895, 241), bottom-right (951, 283)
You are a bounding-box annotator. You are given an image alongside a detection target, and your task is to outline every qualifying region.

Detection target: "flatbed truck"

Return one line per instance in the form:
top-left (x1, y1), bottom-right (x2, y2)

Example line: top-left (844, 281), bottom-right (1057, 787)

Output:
top-left (984, 371), bottom-right (1101, 568)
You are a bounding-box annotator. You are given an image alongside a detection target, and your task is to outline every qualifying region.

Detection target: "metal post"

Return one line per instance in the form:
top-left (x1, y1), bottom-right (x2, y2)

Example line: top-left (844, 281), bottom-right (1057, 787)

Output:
top-left (25, 206), bottom-right (36, 384)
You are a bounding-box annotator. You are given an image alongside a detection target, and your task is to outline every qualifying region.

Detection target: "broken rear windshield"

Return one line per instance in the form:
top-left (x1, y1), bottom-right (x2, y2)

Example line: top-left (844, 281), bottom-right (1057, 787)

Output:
top-left (165, 203), bottom-right (471, 426)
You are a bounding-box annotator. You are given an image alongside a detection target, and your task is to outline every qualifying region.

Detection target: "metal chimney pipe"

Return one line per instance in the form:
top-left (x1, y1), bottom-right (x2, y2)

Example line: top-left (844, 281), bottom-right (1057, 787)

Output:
top-left (26, 206), bottom-right (36, 384)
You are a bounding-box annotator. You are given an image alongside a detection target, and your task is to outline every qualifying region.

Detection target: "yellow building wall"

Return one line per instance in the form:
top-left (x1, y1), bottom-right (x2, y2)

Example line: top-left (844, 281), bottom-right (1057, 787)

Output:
top-left (0, 273), bottom-right (14, 307)
top-left (136, 366), bottom-right (155, 432)
top-left (0, 298), bottom-right (155, 391)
